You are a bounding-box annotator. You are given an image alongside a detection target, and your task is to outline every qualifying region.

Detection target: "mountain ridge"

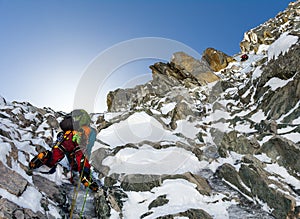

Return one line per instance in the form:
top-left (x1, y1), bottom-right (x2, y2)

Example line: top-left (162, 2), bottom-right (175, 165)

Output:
top-left (0, 1), bottom-right (300, 218)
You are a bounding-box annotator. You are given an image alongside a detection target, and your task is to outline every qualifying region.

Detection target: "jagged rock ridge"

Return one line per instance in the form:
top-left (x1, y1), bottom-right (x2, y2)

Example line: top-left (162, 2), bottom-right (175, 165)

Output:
top-left (0, 1), bottom-right (300, 219)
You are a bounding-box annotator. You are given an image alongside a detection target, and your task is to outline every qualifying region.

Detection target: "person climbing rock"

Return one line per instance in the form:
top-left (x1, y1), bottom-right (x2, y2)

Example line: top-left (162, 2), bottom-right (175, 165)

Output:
top-left (241, 54), bottom-right (249, 61)
top-left (29, 109), bottom-right (99, 192)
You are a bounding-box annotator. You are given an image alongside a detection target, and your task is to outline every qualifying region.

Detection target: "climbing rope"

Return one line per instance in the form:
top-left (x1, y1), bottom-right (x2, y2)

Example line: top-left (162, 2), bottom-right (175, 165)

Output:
top-left (79, 187), bottom-right (89, 218)
top-left (69, 157), bottom-right (87, 219)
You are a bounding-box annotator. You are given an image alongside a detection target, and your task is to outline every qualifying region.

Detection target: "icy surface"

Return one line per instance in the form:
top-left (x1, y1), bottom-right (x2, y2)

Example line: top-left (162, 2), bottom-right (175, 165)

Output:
top-left (268, 32), bottom-right (298, 61)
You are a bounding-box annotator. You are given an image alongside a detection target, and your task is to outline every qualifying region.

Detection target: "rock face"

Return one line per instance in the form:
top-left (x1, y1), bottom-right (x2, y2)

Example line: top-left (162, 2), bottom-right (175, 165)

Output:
top-left (240, 1), bottom-right (300, 54)
top-left (101, 1), bottom-right (300, 218)
top-left (171, 51), bottom-right (220, 83)
top-left (202, 48), bottom-right (235, 72)
top-left (107, 51), bottom-right (223, 112)
top-left (1, 1), bottom-right (300, 219)
top-left (0, 161), bottom-right (28, 196)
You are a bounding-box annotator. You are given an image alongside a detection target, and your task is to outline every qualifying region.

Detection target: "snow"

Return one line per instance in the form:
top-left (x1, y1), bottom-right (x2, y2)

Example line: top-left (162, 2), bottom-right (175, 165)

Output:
top-left (277, 126), bottom-right (297, 134)
top-left (234, 122), bottom-right (256, 134)
top-left (250, 110), bottom-right (266, 123)
top-left (257, 135), bottom-right (273, 145)
top-left (161, 102), bottom-right (176, 114)
top-left (104, 112), bottom-right (123, 121)
top-left (203, 109), bottom-right (231, 123)
top-left (24, 111), bottom-right (37, 121)
top-left (47, 204), bottom-right (61, 218)
top-left (123, 179), bottom-right (236, 219)
top-left (175, 120), bottom-right (199, 139)
top-left (211, 121), bottom-right (231, 133)
top-left (292, 116), bottom-right (300, 125)
top-left (98, 111), bottom-right (179, 147)
top-left (281, 132), bottom-right (300, 143)
top-left (208, 151), bottom-right (244, 173)
top-left (264, 77), bottom-right (293, 91)
top-left (103, 145), bottom-right (206, 175)
top-left (0, 141), bottom-right (11, 165)
top-left (268, 32), bottom-right (298, 61)
top-left (252, 67), bottom-right (263, 80)
top-left (265, 162), bottom-right (300, 191)
top-left (0, 186), bottom-right (43, 213)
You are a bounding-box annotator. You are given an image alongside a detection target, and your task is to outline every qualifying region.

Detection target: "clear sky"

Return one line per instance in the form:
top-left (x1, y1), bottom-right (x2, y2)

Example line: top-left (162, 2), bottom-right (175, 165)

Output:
top-left (0, 0), bottom-right (293, 113)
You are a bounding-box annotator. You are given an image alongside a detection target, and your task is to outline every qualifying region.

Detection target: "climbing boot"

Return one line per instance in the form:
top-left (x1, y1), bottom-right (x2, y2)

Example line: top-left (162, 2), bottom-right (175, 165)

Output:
top-left (29, 150), bottom-right (52, 169)
top-left (81, 176), bottom-right (99, 192)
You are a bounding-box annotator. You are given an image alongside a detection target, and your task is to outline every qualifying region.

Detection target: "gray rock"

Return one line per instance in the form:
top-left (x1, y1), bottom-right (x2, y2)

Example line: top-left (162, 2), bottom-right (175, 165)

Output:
top-left (32, 175), bottom-right (66, 205)
top-left (0, 161), bottom-right (28, 196)
top-left (217, 130), bottom-right (259, 157)
top-left (148, 194), bottom-right (169, 210)
top-left (259, 136), bottom-right (300, 178)
top-left (121, 174), bottom-right (162, 192)
top-left (155, 208), bottom-right (213, 219)
top-left (0, 198), bottom-right (47, 219)
top-left (217, 158), bottom-right (298, 219)
top-left (170, 101), bottom-right (195, 129)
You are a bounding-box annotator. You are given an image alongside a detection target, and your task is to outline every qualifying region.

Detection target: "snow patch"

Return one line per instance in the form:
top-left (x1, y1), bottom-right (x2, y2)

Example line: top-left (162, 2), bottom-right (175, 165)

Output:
top-left (268, 32), bottom-right (298, 61)
top-left (0, 142), bottom-right (11, 165)
top-left (98, 111), bottom-right (179, 147)
top-left (161, 102), bottom-right (176, 114)
top-left (0, 186), bottom-right (43, 213)
top-left (250, 110), bottom-right (266, 123)
top-left (175, 120), bottom-right (199, 139)
top-left (123, 179), bottom-right (235, 219)
top-left (103, 145), bottom-right (206, 175)
top-left (264, 77), bottom-right (293, 91)
top-left (281, 132), bottom-right (300, 143)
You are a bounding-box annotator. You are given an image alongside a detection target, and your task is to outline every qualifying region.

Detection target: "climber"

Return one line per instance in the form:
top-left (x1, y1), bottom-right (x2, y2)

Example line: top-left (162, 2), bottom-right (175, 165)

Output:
top-left (241, 54), bottom-right (249, 61)
top-left (28, 109), bottom-right (99, 192)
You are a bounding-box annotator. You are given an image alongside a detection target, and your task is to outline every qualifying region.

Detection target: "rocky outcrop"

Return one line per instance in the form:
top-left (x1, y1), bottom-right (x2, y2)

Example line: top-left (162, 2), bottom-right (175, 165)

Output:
top-left (259, 136), bottom-right (300, 178)
top-left (1, 1), bottom-right (300, 219)
top-left (240, 1), bottom-right (300, 54)
top-left (171, 51), bottom-right (220, 83)
top-left (107, 51), bottom-right (221, 112)
top-left (217, 155), bottom-right (299, 219)
top-left (202, 48), bottom-right (235, 72)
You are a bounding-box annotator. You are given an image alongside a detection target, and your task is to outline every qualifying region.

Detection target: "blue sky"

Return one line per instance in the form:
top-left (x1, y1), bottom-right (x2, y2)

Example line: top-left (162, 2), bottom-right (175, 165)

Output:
top-left (0, 0), bottom-right (292, 113)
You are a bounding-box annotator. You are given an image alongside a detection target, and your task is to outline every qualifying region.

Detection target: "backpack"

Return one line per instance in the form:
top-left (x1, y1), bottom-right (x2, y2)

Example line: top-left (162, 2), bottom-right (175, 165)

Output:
top-left (59, 109), bottom-right (91, 131)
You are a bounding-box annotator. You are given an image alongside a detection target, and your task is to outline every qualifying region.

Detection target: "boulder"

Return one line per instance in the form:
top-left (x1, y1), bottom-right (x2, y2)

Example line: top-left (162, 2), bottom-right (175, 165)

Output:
top-left (170, 101), bottom-right (195, 129)
top-left (0, 161), bottom-right (28, 196)
top-left (202, 48), bottom-right (235, 72)
top-left (171, 52), bottom-right (220, 84)
top-left (217, 130), bottom-right (259, 157)
top-left (155, 208), bottom-right (212, 219)
top-left (120, 174), bottom-right (162, 192)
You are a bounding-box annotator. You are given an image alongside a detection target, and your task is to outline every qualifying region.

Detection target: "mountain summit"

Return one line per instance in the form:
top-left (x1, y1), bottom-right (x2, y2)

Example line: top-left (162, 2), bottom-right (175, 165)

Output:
top-left (0, 1), bottom-right (300, 218)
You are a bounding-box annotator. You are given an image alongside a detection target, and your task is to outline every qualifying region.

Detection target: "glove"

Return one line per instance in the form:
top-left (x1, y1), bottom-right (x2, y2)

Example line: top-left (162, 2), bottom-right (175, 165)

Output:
top-left (56, 132), bottom-right (64, 142)
top-left (72, 132), bottom-right (81, 144)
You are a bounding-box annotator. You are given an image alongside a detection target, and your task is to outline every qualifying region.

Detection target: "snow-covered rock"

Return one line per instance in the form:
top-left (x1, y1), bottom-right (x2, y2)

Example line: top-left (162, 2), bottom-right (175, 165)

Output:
top-left (1, 1), bottom-right (300, 218)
